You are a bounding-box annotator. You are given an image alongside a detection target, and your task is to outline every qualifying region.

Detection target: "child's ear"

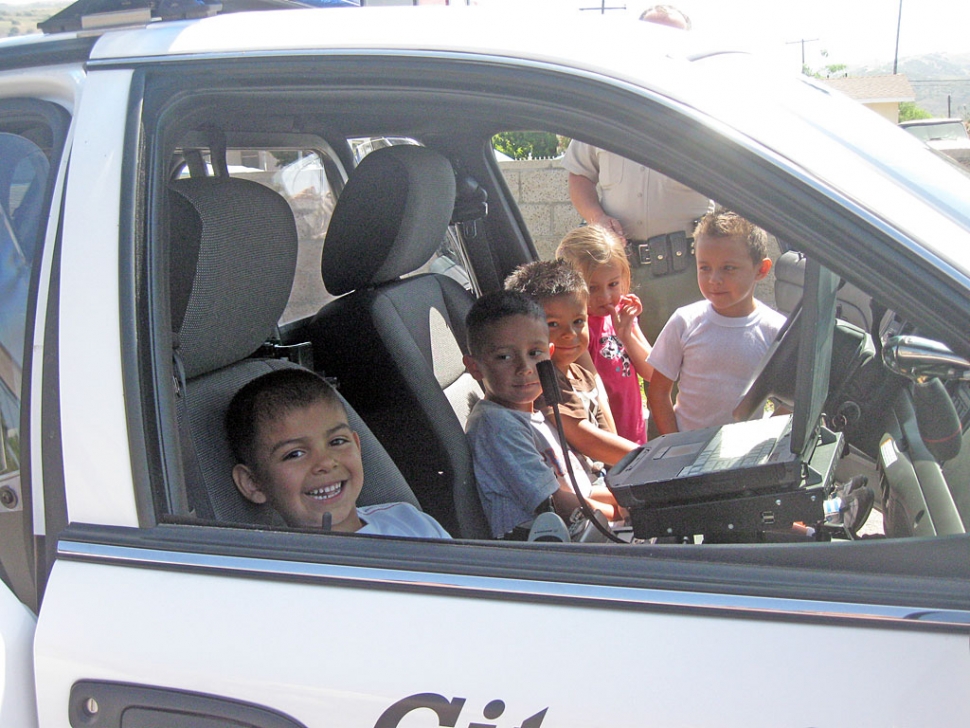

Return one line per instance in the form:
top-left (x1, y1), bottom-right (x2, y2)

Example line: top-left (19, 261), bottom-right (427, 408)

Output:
top-left (755, 257), bottom-right (772, 280)
top-left (549, 342), bottom-right (556, 357)
top-left (232, 464), bottom-right (268, 504)
top-left (463, 354), bottom-right (484, 382)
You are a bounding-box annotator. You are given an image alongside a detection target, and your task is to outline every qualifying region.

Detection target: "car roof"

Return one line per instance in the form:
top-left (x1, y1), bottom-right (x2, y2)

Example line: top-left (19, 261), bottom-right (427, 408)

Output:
top-left (87, 8), bottom-right (970, 272)
top-left (6, 5), bottom-right (969, 280)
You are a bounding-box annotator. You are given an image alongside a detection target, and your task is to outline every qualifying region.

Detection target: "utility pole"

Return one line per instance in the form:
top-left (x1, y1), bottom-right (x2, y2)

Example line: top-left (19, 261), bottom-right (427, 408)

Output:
top-left (893, 0), bottom-right (903, 74)
top-left (786, 38), bottom-right (819, 73)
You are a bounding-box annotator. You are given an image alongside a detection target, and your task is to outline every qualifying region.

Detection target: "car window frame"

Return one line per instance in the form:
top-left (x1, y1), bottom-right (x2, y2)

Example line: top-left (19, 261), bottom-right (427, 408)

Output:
top-left (125, 51), bottom-right (970, 614)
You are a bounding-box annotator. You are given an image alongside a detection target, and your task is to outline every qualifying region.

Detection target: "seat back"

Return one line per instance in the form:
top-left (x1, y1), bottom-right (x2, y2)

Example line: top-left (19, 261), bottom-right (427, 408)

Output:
top-left (775, 249), bottom-right (873, 331)
top-left (169, 176), bottom-right (417, 525)
top-left (305, 145), bottom-right (489, 538)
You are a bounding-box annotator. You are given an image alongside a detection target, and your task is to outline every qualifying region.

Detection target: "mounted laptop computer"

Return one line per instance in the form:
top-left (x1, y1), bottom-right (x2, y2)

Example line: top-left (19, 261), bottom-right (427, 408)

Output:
top-left (607, 259), bottom-right (843, 540)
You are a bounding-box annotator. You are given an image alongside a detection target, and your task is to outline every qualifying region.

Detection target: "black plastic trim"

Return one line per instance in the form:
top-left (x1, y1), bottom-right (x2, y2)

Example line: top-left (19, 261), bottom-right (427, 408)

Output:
top-left (0, 35), bottom-right (97, 71)
top-left (37, 177), bottom-right (68, 608)
top-left (69, 680), bottom-right (307, 728)
top-left (118, 69), bottom-right (161, 527)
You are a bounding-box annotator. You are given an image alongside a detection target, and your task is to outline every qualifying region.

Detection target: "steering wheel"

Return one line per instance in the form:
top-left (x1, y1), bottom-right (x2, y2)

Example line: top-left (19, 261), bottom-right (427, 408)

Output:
top-left (733, 300), bottom-right (803, 421)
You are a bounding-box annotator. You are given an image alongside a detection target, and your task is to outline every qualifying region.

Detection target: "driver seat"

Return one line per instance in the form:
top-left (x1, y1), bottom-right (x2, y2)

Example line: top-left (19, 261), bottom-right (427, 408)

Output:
top-left (304, 145), bottom-right (488, 538)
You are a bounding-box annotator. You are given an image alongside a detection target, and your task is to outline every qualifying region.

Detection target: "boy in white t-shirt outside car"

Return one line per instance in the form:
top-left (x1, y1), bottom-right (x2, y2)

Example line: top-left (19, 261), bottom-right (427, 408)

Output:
top-left (647, 211), bottom-right (786, 434)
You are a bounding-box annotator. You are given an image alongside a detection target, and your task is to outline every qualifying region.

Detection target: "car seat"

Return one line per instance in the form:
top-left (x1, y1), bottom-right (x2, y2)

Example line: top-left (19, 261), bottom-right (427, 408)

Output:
top-left (774, 249), bottom-right (874, 332)
top-left (304, 144), bottom-right (489, 538)
top-left (168, 175), bottom-right (418, 525)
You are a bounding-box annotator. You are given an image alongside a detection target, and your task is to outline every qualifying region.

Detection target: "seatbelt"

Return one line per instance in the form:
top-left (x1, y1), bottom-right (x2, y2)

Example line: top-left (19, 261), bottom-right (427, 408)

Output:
top-left (172, 335), bottom-right (213, 520)
top-left (451, 173), bottom-right (499, 293)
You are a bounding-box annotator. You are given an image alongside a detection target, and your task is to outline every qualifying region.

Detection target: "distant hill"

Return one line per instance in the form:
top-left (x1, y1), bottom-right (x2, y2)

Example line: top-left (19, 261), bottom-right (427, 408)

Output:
top-left (850, 52), bottom-right (970, 120)
top-left (0, 2), bottom-right (69, 38)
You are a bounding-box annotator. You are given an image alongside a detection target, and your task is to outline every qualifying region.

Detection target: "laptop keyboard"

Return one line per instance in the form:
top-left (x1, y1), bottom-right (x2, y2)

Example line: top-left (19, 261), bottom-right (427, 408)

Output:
top-left (680, 416), bottom-right (789, 477)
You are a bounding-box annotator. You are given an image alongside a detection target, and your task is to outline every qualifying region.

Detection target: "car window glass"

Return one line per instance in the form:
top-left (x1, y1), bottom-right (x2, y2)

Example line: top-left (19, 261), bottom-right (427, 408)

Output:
top-left (145, 70), bottom-right (969, 560)
top-left (0, 133), bottom-right (48, 480)
top-left (903, 122), bottom-right (969, 143)
top-left (0, 101), bottom-right (65, 606)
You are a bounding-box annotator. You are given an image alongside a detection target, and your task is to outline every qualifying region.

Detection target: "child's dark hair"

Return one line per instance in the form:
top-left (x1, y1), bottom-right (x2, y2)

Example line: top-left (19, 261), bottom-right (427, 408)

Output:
top-left (226, 368), bottom-right (343, 469)
top-left (693, 211), bottom-right (769, 264)
top-left (503, 258), bottom-right (588, 302)
top-left (466, 290), bottom-right (546, 358)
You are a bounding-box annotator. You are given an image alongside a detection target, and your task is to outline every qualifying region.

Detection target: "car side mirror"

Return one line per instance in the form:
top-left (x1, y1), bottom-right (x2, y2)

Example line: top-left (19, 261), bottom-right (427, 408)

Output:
top-left (882, 335), bottom-right (970, 382)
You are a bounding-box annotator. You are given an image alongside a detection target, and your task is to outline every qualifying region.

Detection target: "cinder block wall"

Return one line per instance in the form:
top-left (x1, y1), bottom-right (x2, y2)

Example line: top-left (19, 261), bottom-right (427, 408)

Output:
top-left (497, 158), bottom-right (580, 259)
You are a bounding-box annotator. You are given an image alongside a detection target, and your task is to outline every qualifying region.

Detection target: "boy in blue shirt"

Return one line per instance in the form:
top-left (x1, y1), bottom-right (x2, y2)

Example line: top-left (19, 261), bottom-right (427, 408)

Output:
top-left (463, 290), bottom-right (623, 538)
top-left (504, 258), bottom-right (637, 469)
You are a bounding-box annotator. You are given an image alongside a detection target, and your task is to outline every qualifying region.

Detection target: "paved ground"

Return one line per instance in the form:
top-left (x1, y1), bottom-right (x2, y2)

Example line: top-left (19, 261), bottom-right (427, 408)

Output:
top-left (856, 507), bottom-right (884, 538)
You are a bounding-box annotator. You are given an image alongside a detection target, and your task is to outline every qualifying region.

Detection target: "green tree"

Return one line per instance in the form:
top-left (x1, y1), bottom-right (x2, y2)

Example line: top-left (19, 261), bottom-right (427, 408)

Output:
top-left (804, 50), bottom-right (847, 79)
top-left (492, 131), bottom-right (560, 160)
top-left (802, 51), bottom-right (849, 78)
top-left (820, 63), bottom-right (847, 79)
top-left (898, 102), bottom-right (933, 122)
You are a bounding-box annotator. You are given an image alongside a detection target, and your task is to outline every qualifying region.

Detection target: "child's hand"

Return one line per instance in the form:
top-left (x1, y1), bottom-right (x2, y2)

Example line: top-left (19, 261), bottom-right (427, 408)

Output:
top-left (618, 293), bottom-right (642, 317)
top-left (611, 294), bottom-right (642, 340)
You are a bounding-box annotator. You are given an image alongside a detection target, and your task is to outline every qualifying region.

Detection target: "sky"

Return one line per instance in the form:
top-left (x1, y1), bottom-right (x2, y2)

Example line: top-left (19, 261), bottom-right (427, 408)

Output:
top-left (474, 0), bottom-right (970, 74)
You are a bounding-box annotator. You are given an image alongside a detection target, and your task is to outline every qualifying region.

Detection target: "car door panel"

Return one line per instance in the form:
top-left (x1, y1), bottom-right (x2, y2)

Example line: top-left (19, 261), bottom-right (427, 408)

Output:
top-left (33, 526), bottom-right (970, 727)
top-left (0, 580), bottom-right (39, 727)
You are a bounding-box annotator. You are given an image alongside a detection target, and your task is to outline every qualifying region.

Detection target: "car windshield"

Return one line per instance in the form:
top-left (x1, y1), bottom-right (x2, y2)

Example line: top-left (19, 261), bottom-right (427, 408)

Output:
top-left (903, 122), bottom-right (970, 143)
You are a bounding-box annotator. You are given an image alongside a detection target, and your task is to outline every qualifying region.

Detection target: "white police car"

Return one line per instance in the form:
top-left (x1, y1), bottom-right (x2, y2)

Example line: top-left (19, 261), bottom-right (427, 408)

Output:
top-left (1, 2), bottom-right (968, 726)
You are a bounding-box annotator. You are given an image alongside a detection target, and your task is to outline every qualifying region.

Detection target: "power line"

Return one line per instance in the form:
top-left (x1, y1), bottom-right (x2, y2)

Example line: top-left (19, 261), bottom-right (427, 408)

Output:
top-left (579, 1), bottom-right (626, 12)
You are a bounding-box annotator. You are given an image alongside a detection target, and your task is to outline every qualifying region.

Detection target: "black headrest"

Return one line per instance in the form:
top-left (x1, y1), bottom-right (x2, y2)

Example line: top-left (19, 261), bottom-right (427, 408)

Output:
top-left (321, 145), bottom-right (456, 296)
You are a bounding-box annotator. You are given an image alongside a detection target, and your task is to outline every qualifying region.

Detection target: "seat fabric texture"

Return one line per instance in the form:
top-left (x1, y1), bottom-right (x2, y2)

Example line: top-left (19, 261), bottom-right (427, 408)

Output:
top-left (305, 144), bottom-right (489, 538)
top-left (775, 249), bottom-right (874, 332)
top-left (169, 176), bottom-right (417, 526)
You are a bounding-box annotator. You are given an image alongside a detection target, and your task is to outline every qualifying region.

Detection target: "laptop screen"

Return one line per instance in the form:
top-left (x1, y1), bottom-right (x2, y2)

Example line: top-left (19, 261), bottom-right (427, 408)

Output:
top-left (791, 259), bottom-right (838, 459)
top-left (733, 257), bottom-right (837, 458)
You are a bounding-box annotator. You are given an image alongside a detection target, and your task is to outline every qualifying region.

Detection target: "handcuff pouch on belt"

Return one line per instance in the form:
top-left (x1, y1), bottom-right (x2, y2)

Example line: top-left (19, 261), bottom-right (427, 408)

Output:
top-left (626, 230), bottom-right (693, 277)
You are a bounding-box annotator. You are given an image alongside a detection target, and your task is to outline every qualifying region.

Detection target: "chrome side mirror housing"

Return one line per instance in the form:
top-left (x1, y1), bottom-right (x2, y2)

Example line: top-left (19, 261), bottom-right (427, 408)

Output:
top-left (882, 335), bottom-right (970, 383)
